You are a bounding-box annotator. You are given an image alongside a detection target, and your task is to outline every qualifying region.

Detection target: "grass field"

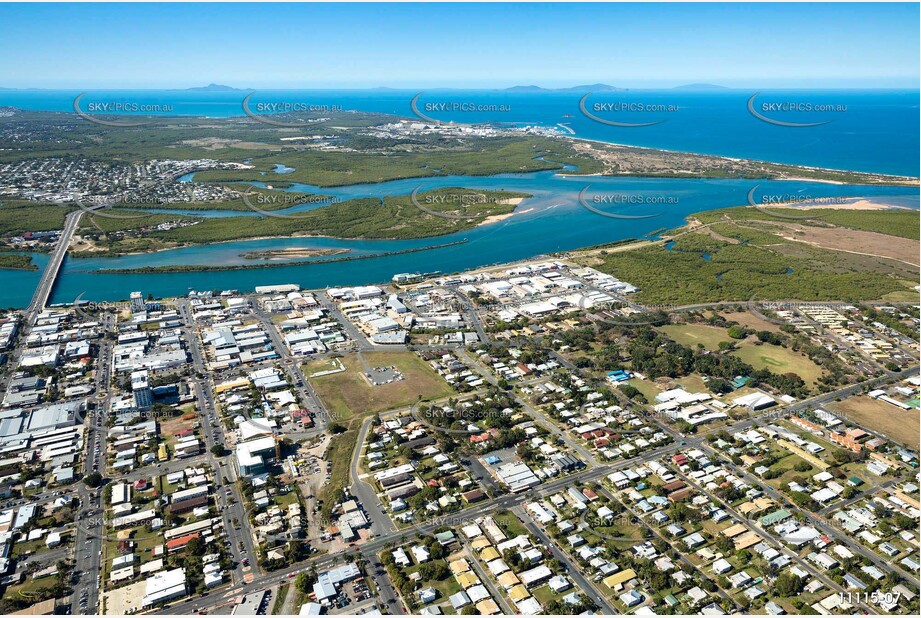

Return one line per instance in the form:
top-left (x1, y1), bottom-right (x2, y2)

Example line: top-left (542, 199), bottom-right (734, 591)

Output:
top-left (661, 323), bottom-right (824, 386)
top-left (532, 583), bottom-right (567, 607)
top-left (719, 308), bottom-right (784, 333)
top-left (764, 453), bottom-right (817, 490)
top-left (304, 351), bottom-right (455, 422)
top-left (272, 584), bottom-right (290, 615)
top-left (676, 374), bottom-right (711, 394)
top-left (731, 342), bottom-right (824, 385)
top-left (660, 324), bottom-right (732, 351)
top-left (624, 378), bottom-right (662, 403)
top-left (694, 206), bottom-right (921, 241)
top-left (492, 510), bottom-right (530, 539)
top-left (308, 350), bottom-right (454, 518)
top-left (830, 396), bottom-right (920, 450)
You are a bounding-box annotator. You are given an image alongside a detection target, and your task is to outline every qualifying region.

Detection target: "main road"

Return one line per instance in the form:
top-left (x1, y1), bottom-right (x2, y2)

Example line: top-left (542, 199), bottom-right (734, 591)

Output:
top-left (30, 209), bottom-right (83, 313)
top-left (0, 210), bottom-right (83, 394)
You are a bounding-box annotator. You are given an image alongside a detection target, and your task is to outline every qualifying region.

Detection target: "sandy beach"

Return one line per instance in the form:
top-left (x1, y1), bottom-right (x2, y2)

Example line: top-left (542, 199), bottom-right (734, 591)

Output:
top-left (769, 198), bottom-right (914, 210)
top-left (478, 212), bottom-right (515, 226)
top-left (242, 247), bottom-right (350, 261)
top-left (476, 197), bottom-right (525, 226)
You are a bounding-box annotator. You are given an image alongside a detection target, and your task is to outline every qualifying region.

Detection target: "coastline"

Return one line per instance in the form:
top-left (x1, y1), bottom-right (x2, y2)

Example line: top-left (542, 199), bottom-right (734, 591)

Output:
top-left (560, 135), bottom-right (920, 185)
top-left (789, 198), bottom-right (916, 211)
top-left (35, 201), bottom-right (918, 308)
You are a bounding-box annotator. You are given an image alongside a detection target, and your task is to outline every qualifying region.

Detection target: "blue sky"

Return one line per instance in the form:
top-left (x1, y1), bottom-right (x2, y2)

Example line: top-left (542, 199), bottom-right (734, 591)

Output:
top-left (0, 2), bottom-right (917, 88)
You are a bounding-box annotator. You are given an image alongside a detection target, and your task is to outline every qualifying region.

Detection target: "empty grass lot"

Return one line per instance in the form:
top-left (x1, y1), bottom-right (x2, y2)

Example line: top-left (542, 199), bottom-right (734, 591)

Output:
top-left (304, 351), bottom-right (455, 422)
top-left (830, 396), bottom-right (920, 450)
top-left (660, 324), bottom-right (732, 351)
top-left (730, 342), bottom-right (824, 386)
top-left (306, 351), bottom-right (455, 518)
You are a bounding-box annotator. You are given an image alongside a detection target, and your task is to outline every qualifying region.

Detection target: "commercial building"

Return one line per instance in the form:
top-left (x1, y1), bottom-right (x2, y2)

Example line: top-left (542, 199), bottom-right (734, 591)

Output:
top-left (142, 567), bottom-right (187, 607)
top-left (132, 370), bottom-right (153, 411)
top-left (130, 291), bottom-right (146, 315)
top-left (235, 436), bottom-right (277, 477)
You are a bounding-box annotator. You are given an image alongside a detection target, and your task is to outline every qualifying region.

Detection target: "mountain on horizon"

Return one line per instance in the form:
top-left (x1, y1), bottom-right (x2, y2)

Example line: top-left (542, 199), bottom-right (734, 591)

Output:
top-left (673, 83), bottom-right (728, 90)
top-left (180, 83), bottom-right (242, 92)
top-left (505, 83), bottom-right (625, 92)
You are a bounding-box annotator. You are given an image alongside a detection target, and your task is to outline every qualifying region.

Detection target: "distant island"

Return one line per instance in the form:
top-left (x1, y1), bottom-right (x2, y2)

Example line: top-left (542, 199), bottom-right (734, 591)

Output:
top-left (505, 83), bottom-right (626, 92)
top-left (179, 83), bottom-right (242, 92)
top-left (673, 83), bottom-right (729, 90)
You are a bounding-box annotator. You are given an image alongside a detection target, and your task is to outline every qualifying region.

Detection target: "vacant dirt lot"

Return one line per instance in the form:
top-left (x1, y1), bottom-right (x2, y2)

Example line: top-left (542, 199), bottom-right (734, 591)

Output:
top-left (830, 396), bottom-right (920, 450)
top-left (773, 222), bottom-right (920, 267)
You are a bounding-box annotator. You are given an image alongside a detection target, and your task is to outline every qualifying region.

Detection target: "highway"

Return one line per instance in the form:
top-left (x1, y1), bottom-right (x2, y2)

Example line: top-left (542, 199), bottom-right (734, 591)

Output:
top-left (70, 312), bottom-right (114, 614)
top-left (29, 209), bottom-right (83, 313)
top-left (0, 210), bottom-right (83, 394)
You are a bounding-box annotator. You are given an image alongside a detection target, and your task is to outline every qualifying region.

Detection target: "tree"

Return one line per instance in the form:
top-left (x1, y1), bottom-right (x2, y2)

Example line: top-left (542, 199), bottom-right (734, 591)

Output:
top-left (727, 325), bottom-right (747, 339)
top-left (774, 572), bottom-right (804, 597)
top-left (707, 377), bottom-right (733, 394)
top-left (329, 423), bottom-right (347, 434)
top-left (185, 536), bottom-right (205, 557)
top-left (84, 472), bottom-right (103, 488)
top-left (714, 535), bottom-right (734, 554)
top-left (210, 444), bottom-right (227, 456)
top-left (418, 562), bottom-right (449, 581)
top-left (894, 514), bottom-right (915, 530)
top-left (294, 573), bottom-right (311, 594)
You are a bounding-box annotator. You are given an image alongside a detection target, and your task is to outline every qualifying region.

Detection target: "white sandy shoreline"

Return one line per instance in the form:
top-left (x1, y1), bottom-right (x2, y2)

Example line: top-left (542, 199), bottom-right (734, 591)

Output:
top-left (559, 135), bottom-right (919, 183)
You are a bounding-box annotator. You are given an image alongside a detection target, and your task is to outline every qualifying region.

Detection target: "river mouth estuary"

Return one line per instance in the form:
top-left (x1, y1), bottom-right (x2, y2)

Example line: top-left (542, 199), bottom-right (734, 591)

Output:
top-left (33, 171), bottom-right (918, 308)
top-left (1, 88), bottom-right (918, 307)
top-left (2, 5), bottom-right (921, 617)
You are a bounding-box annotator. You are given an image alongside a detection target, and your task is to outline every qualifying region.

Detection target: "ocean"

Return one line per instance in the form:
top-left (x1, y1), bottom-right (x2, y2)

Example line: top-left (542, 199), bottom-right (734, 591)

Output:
top-left (2, 88), bottom-right (918, 176)
top-left (0, 88), bottom-right (918, 307)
